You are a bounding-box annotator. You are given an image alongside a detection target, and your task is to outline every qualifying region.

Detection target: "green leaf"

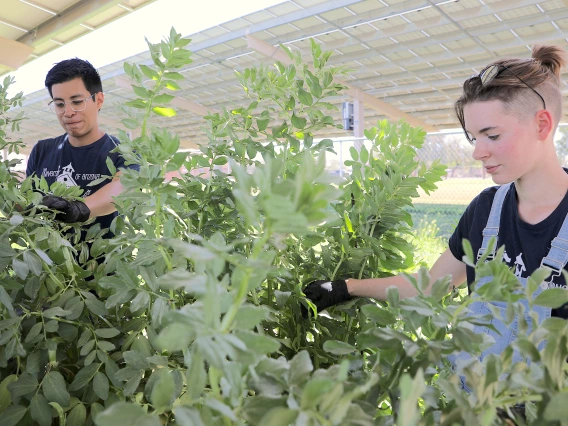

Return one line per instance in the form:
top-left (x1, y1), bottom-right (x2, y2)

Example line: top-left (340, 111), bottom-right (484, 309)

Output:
top-left (11, 258), bottom-right (28, 279)
top-left (301, 377), bottom-right (334, 409)
top-left (359, 145), bottom-right (369, 163)
top-left (68, 363), bottom-right (100, 392)
top-left (152, 106), bottom-right (176, 117)
top-left (95, 328), bottom-right (121, 338)
top-left (123, 118), bottom-right (139, 129)
top-left (42, 371), bottom-right (70, 407)
top-left (257, 118), bottom-right (270, 132)
top-left (204, 398), bottom-right (237, 421)
top-left (544, 392), bottom-right (568, 421)
top-left (95, 402), bottom-right (147, 426)
top-left (349, 146), bottom-right (359, 161)
top-left (174, 407), bottom-right (205, 426)
top-left (0, 375), bottom-right (17, 411)
top-left (139, 64), bottom-right (160, 80)
top-left (0, 405), bottom-right (27, 426)
top-left (234, 331), bottom-right (280, 355)
top-left (533, 288), bottom-right (568, 308)
top-left (25, 322), bottom-right (43, 342)
top-left (66, 403), bottom-right (87, 426)
top-left (258, 407), bottom-right (298, 426)
top-left (85, 298), bottom-right (108, 316)
top-left (30, 394), bottom-right (52, 426)
top-left (42, 307), bottom-right (72, 318)
top-left (323, 340), bottom-right (357, 355)
top-left (34, 248), bottom-right (53, 266)
top-left (360, 304), bottom-right (396, 326)
top-left (233, 305), bottom-right (271, 329)
top-left (9, 214), bottom-right (23, 226)
top-left (153, 94), bottom-right (175, 104)
top-left (398, 370), bottom-right (426, 426)
top-left (93, 372), bottom-right (109, 400)
top-left (288, 351), bottom-right (313, 386)
top-left (150, 370), bottom-right (175, 409)
top-left (8, 373), bottom-right (38, 397)
top-left (298, 87), bottom-right (313, 106)
top-left (105, 156), bottom-right (117, 176)
top-left (166, 239), bottom-right (215, 261)
top-left (291, 113), bottom-right (307, 129)
top-left (0, 285), bottom-right (15, 316)
top-left (132, 85), bottom-right (149, 98)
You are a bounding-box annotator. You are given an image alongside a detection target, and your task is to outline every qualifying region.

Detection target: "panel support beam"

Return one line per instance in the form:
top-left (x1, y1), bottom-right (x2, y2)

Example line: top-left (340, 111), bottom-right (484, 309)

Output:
top-left (0, 37), bottom-right (34, 70)
top-left (247, 35), bottom-right (436, 132)
top-left (17, 0), bottom-right (122, 47)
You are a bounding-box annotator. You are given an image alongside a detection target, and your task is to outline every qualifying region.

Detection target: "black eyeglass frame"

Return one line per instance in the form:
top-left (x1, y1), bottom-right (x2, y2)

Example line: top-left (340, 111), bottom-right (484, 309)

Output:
top-left (460, 63), bottom-right (546, 145)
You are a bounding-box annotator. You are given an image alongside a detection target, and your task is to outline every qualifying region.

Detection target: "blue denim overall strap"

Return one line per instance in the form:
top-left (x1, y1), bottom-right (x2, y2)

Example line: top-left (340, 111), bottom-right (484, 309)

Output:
top-left (451, 183), bottom-right (568, 388)
top-left (540, 217), bottom-right (568, 288)
top-left (476, 183), bottom-right (511, 261)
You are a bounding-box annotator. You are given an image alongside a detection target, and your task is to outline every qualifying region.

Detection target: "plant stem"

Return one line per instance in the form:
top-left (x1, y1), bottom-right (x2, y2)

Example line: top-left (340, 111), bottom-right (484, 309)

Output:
top-left (331, 251), bottom-right (345, 281)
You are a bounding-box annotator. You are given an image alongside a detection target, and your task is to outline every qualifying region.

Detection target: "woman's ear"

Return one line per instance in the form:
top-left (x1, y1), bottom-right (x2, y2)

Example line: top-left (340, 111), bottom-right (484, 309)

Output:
top-left (535, 109), bottom-right (554, 141)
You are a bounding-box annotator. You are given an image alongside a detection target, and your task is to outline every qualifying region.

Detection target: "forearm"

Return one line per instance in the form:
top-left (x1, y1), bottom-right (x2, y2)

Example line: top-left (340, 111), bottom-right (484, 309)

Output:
top-left (346, 274), bottom-right (419, 300)
top-left (346, 249), bottom-right (466, 301)
top-left (84, 176), bottom-right (123, 218)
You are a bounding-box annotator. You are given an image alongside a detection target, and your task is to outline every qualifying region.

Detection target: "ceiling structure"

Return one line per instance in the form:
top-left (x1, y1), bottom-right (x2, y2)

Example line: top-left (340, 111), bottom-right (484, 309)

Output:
top-left (5, 0), bottom-right (568, 153)
top-left (0, 0), bottom-right (157, 74)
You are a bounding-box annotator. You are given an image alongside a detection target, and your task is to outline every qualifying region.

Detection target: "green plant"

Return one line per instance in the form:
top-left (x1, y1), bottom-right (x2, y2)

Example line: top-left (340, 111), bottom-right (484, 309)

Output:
top-left (1, 29), bottom-right (567, 426)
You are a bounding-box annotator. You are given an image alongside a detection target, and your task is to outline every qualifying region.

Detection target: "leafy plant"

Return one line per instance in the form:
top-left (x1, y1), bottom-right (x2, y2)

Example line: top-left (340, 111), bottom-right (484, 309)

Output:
top-left (1, 28), bottom-right (567, 426)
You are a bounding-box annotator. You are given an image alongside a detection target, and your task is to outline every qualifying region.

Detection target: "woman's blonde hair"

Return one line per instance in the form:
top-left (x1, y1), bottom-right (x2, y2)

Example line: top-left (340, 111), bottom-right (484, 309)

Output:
top-left (455, 45), bottom-right (566, 137)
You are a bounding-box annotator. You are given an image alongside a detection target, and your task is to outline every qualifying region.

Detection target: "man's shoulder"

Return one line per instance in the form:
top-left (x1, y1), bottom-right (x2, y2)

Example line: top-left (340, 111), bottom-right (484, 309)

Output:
top-left (34, 134), bottom-right (67, 148)
top-left (96, 134), bottom-right (121, 150)
top-left (29, 134), bottom-right (67, 158)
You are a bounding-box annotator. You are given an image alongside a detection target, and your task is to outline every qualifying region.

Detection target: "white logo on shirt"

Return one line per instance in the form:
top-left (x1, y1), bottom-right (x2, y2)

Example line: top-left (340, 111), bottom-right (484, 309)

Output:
top-left (56, 163), bottom-right (78, 187)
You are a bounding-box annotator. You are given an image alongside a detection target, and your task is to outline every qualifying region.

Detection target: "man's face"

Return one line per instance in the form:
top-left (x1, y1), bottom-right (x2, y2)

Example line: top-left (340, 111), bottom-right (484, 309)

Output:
top-left (50, 77), bottom-right (104, 142)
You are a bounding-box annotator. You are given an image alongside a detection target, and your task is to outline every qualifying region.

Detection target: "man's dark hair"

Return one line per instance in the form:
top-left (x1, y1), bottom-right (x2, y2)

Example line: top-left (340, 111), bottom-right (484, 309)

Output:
top-left (45, 58), bottom-right (103, 98)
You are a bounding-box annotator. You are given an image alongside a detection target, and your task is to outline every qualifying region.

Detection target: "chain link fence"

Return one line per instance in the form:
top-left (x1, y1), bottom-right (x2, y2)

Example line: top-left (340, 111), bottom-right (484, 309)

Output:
top-left (324, 124), bottom-right (568, 239)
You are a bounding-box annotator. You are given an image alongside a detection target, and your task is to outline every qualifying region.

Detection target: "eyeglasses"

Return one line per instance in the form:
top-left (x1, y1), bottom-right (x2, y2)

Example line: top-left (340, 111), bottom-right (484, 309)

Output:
top-left (48, 93), bottom-right (98, 114)
top-left (461, 64), bottom-right (546, 145)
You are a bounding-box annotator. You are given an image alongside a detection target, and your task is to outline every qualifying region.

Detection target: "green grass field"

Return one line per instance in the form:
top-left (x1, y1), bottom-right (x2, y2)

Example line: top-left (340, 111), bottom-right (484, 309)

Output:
top-left (408, 177), bottom-right (495, 240)
top-left (415, 177), bottom-right (495, 205)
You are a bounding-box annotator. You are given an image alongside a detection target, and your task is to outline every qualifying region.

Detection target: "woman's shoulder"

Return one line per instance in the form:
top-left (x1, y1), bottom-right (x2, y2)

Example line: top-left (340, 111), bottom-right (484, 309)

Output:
top-left (468, 184), bottom-right (502, 209)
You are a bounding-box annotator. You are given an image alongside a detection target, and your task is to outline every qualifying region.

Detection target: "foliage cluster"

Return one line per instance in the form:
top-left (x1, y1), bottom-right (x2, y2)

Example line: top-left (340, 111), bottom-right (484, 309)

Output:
top-left (0, 29), bottom-right (567, 426)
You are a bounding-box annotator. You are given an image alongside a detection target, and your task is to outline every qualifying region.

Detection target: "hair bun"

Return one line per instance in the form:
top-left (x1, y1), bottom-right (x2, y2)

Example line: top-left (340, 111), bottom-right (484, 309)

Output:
top-left (532, 45), bottom-right (566, 79)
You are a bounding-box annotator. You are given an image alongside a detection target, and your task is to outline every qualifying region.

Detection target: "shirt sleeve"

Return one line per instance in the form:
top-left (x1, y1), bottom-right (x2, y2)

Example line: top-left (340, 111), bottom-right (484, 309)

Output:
top-left (448, 194), bottom-right (480, 262)
top-left (26, 142), bottom-right (40, 177)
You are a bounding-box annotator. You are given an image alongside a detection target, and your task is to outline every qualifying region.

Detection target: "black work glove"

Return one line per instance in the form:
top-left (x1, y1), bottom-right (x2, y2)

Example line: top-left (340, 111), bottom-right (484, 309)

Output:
top-left (40, 195), bottom-right (91, 223)
top-left (302, 279), bottom-right (353, 316)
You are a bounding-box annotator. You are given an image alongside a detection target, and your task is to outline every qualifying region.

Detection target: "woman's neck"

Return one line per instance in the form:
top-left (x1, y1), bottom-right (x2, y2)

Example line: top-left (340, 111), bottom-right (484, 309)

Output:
top-left (515, 160), bottom-right (568, 224)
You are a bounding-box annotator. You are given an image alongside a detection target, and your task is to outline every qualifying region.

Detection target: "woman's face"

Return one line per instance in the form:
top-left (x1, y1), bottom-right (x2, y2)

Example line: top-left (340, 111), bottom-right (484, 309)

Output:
top-left (464, 100), bottom-right (541, 185)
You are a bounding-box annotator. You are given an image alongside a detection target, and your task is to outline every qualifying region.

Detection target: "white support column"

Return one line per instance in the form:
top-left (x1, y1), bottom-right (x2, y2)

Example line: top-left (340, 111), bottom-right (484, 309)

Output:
top-left (353, 99), bottom-right (364, 151)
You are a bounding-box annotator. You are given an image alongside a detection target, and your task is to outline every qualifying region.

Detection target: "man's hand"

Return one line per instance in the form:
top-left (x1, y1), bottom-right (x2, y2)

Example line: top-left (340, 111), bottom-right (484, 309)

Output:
top-left (303, 279), bottom-right (353, 315)
top-left (40, 195), bottom-right (91, 223)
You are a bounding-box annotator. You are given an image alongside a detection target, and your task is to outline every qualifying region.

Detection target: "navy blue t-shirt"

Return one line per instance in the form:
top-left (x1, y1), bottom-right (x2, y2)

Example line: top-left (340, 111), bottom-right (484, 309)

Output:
top-left (449, 184), bottom-right (568, 319)
top-left (26, 133), bottom-right (136, 234)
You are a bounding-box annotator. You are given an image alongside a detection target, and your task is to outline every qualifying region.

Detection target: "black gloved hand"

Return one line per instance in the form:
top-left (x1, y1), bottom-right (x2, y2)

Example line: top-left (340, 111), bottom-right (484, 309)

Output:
top-left (302, 279), bottom-right (353, 315)
top-left (40, 195), bottom-right (91, 223)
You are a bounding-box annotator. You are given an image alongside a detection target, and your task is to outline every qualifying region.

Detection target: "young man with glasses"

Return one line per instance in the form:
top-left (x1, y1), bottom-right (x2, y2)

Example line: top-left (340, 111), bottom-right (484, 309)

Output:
top-left (26, 58), bottom-right (137, 237)
top-left (303, 46), bottom-right (568, 361)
